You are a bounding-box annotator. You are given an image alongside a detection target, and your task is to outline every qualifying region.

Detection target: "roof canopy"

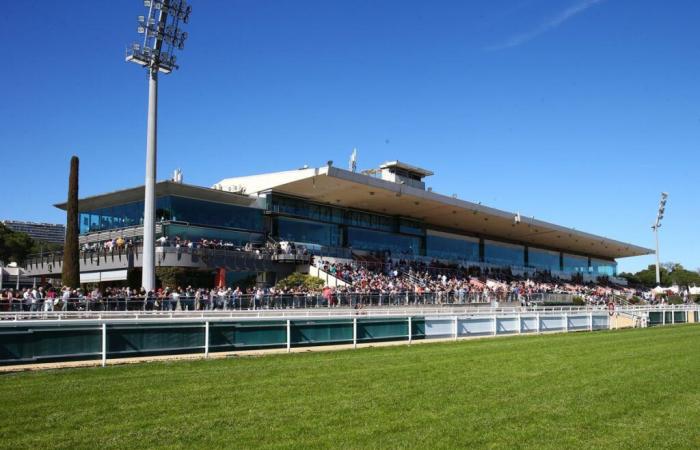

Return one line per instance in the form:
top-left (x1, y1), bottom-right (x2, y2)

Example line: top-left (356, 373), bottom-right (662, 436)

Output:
top-left (216, 166), bottom-right (652, 260)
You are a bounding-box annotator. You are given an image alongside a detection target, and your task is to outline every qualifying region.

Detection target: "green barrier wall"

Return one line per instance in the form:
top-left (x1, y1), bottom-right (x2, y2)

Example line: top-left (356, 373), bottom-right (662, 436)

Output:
top-left (108, 324), bottom-right (205, 357)
top-left (0, 317), bottom-right (427, 365)
top-left (209, 321), bottom-right (287, 351)
top-left (0, 325), bottom-right (101, 364)
top-left (0, 312), bottom-right (688, 366)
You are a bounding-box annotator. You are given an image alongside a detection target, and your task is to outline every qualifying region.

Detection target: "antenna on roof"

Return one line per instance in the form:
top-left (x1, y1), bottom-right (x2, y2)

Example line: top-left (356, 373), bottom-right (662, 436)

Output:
top-left (349, 148), bottom-right (357, 172)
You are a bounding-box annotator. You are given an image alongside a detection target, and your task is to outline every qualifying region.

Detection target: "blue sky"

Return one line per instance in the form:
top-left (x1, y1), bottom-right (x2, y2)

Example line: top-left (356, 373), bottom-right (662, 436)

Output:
top-left (0, 0), bottom-right (698, 273)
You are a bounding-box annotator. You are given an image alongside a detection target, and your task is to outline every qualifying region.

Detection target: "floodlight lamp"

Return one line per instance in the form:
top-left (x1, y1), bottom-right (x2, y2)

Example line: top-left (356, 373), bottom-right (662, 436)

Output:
top-left (144, 0), bottom-right (151, 6)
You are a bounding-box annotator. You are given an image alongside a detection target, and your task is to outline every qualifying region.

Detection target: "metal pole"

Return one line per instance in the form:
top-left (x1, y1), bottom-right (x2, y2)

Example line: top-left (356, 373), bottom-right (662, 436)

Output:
top-left (353, 317), bottom-right (357, 349)
top-left (654, 226), bottom-right (661, 286)
top-left (286, 319), bottom-right (291, 353)
top-left (407, 316), bottom-right (412, 344)
top-left (101, 323), bottom-right (107, 367)
top-left (142, 67), bottom-right (158, 292)
top-left (204, 321), bottom-right (209, 357)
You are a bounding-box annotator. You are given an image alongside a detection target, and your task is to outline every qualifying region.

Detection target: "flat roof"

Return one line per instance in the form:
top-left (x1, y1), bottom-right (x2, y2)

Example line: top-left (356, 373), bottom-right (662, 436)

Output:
top-left (54, 181), bottom-right (258, 211)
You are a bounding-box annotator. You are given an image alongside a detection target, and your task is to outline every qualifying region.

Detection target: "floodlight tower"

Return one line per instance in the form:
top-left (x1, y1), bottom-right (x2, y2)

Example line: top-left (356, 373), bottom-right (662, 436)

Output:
top-left (126, 0), bottom-right (191, 291)
top-left (651, 192), bottom-right (668, 286)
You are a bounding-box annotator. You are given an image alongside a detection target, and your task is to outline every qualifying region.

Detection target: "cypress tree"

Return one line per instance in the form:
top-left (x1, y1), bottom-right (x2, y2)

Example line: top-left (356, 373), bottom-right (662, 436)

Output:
top-left (62, 156), bottom-right (80, 288)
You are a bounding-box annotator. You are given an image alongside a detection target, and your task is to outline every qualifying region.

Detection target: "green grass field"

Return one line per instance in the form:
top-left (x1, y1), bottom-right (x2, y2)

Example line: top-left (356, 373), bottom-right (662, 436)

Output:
top-left (1, 325), bottom-right (699, 449)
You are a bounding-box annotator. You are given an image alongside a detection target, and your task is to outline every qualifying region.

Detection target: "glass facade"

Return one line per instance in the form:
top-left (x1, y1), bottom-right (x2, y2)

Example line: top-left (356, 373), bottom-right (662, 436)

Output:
top-left (426, 232), bottom-right (479, 262)
top-left (270, 194), bottom-right (395, 233)
top-left (528, 247), bottom-right (561, 272)
top-left (590, 258), bottom-right (617, 277)
top-left (347, 227), bottom-right (422, 256)
top-left (484, 240), bottom-right (525, 266)
top-left (77, 190), bottom-right (618, 278)
top-left (79, 196), bottom-right (263, 234)
top-left (168, 196), bottom-right (263, 231)
top-left (164, 224), bottom-right (263, 246)
top-left (563, 253), bottom-right (589, 273)
top-left (277, 217), bottom-right (341, 247)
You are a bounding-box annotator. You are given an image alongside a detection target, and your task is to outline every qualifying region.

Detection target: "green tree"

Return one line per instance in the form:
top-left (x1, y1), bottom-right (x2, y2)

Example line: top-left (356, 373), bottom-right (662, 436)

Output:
top-left (276, 273), bottom-right (324, 291)
top-left (62, 156), bottom-right (80, 288)
top-left (0, 223), bottom-right (35, 264)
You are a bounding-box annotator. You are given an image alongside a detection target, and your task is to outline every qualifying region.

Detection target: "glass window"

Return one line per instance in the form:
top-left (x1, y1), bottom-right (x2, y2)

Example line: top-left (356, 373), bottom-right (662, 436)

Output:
top-left (590, 258), bottom-right (617, 277)
top-left (277, 217), bottom-right (341, 247)
top-left (563, 253), bottom-right (589, 273)
top-left (164, 224), bottom-right (263, 246)
top-left (528, 247), bottom-right (561, 272)
top-left (80, 213), bottom-right (91, 234)
top-left (169, 196), bottom-right (263, 231)
top-left (347, 228), bottom-right (421, 256)
top-left (426, 231), bottom-right (479, 262)
top-left (399, 219), bottom-right (424, 236)
top-left (484, 240), bottom-right (525, 266)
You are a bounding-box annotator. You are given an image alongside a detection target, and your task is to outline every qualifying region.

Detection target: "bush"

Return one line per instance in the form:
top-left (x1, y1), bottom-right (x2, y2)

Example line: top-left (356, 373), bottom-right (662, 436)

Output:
top-left (572, 296), bottom-right (586, 306)
top-left (628, 296), bottom-right (642, 305)
top-left (667, 295), bottom-right (684, 305)
top-left (276, 273), bottom-right (324, 291)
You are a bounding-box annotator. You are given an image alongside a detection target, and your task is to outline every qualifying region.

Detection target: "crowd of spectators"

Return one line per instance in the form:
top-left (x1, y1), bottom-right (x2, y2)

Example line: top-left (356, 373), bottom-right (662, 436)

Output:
top-left (310, 258), bottom-right (654, 306)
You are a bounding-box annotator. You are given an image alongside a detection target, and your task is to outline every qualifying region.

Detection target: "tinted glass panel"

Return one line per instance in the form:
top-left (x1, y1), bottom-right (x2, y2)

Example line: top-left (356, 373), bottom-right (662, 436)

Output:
top-left (277, 217), bottom-right (341, 247)
top-left (347, 228), bottom-right (421, 257)
top-left (529, 248), bottom-right (561, 272)
top-left (590, 258), bottom-right (617, 276)
top-left (484, 241), bottom-right (525, 266)
top-left (169, 196), bottom-right (263, 231)
top-left (563, 253), bottom-right (589, 273)
top-left (426, 235), bottom-right (479, 262)
top-left (165, 224), bottom-right (263, 245)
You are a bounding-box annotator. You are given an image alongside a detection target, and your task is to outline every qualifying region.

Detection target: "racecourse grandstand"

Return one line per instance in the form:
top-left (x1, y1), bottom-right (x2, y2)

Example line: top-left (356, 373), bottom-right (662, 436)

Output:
top-left (24, 160), bottom-right (652, 291)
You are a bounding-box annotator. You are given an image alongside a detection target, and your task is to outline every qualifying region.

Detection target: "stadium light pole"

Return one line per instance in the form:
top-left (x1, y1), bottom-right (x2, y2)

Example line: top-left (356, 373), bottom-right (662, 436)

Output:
top-left (126, 0), bottom-right (191, 291)
top-left (651, 192), bottom-right (668, 286)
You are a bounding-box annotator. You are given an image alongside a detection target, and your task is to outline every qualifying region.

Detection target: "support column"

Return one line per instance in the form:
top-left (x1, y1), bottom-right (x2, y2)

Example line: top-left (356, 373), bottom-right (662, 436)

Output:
top-left (408, 316), bottom-right (412, 344)
top-left (142, 67), bottom-right (159, 291)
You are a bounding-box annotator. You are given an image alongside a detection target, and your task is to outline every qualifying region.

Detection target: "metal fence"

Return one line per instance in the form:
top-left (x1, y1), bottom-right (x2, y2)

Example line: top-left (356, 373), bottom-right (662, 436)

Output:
top-left (0, 291), bottom-right (585, 315)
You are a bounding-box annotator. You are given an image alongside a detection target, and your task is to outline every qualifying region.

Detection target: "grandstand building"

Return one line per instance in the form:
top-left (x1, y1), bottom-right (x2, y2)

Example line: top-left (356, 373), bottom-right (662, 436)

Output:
top-left (26, 161), bottom-right (652, 285)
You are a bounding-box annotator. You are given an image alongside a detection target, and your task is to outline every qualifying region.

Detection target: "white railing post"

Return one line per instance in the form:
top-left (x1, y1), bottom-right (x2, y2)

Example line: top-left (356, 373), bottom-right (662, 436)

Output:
top-left (672, 309), bottom-right (675, 325)
top-left (537, 313), bottom-right (541, 334)
top-left (286, 319), bottom-right (291, 353)
top-left (353, 317), bottom-right (357, 349)
top-left (517, 313), bottom-right (521, 335)
top-left (101, 322), bottom-right (107, 367)
top-left (453, 316), bottom-right (458, 340)
top-left (662, 309), bottom-right (666, 325)
top-left (564, 313), bottom-right (569, 333)
top-left (493, 316), bottom-right (497, 336)
top-left (589, 312), bottom-right (593, 331)
top-left (408, 316), bottom-right (412, 344)
top-left (204, 321), bottom-right (209, 358)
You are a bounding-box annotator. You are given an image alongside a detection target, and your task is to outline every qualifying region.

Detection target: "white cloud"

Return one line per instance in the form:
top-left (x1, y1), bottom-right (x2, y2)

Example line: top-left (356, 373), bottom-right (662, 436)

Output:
top-left (487, 0), bottom-right (607, 50)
